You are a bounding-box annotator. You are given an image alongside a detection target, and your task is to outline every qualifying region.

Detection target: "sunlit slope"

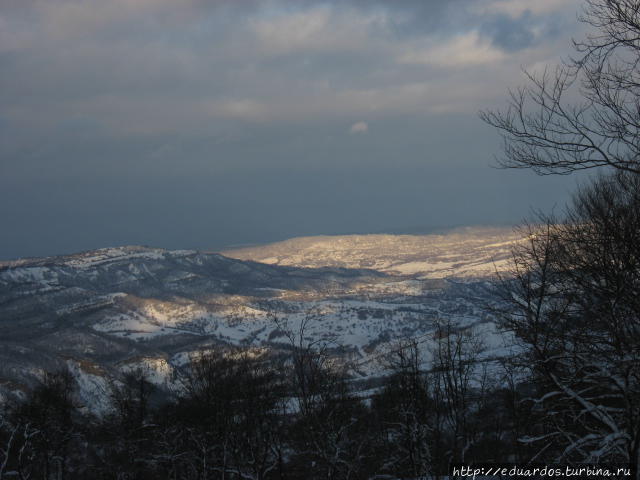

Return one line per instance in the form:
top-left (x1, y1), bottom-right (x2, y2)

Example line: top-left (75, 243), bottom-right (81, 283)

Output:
top-left (223, 226), bottom-right (519, 279)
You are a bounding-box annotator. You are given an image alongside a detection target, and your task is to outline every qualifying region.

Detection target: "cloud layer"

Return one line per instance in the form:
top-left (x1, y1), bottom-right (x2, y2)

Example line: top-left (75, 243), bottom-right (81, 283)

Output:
top-left (0, 0), bottom-right (584, 258)
top-left (0, 0), bottom-right (580, 135)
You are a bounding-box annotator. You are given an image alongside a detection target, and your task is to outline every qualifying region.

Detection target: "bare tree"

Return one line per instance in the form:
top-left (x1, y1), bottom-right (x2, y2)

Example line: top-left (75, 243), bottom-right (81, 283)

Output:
top-left (11, 369), bottom-right (77, 480)
top-left (481, 1), bottom-right (640, 470)
top-left (497, 172), bottom-right (640, 469)
top-left (373, 340), bottom-right (433, 479)
top-left (271, 310), bottom-right (371, 479)
top-left (480, 0), bottom-right (640, 175)
top-left (103, 367), bottom-right (157, 477)
top-left (0, 414), bottom-right (39, 480)
top-left (174, 347), bottom-right (287, 480)
top-left (431, 320), bottom-right (488, 467)
top-left (270, 308), bottom-right (347, 420)
top-left (111, 367), bottom-right (154, 430)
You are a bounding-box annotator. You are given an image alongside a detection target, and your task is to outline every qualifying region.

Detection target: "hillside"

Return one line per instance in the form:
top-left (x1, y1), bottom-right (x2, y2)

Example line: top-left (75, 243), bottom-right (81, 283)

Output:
top-left (223, 226), bottom-right (519, 279)
top-left (0, 228), bottom-right (519, 413)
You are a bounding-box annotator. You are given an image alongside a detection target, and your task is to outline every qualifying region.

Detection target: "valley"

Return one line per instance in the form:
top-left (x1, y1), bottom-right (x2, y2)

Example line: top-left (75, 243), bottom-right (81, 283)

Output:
top-left (0, 227), bottom-right (520, 414)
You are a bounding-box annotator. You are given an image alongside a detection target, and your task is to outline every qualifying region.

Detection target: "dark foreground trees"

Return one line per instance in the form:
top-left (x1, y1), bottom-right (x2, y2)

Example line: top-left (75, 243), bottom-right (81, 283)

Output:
top-left (168, 349), bottom-right (288, 480)
top-left (497, 171), bottom-right (640, 466)
top-left (0, 335), bottom-right (527, 480)
top-left (480, 0), bottom-right (640, 472)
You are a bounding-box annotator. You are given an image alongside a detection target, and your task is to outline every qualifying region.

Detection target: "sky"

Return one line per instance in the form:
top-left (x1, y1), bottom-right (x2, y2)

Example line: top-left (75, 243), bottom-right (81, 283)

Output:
top-left (0, 0), bottom-right (587, 259)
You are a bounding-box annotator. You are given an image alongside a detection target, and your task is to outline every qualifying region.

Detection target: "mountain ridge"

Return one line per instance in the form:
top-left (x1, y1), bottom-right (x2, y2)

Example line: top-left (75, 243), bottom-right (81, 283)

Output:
top-left (223, 226), bottom-right (519, 279)
top-left (0, 229), bottom-right (518, 414)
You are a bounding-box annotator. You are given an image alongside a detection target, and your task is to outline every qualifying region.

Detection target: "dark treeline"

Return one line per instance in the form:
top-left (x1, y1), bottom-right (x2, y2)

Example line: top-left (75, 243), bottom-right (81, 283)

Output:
top-left (0, 327), bottom-right (532, 480)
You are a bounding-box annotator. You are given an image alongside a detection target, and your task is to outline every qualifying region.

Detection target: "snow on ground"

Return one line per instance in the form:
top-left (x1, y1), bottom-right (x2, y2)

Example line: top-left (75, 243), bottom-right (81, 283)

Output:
top-left (64, 247), bottom-right (197, 269)
top-left (66, 360), bottom-right (113, 416)
top-left (0, 236), bottom-right (520, 397)
top-left (223, 227), bottom-right (521, 280)
top-left (391, 260), bottom-right (456, 276)
top-left (119, 357), bottom-right (175, 388)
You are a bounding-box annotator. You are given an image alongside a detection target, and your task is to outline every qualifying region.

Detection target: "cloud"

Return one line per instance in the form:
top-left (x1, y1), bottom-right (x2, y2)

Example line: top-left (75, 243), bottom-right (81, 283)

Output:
top-left (0, 0), bottom-right (583, 137)
top-left (248, 5), bottom-right (390, 57)
top-left (398, 32), bottom-right (506, 68)
top-left (349, 121), bottom-right (368, 134)
top-left (475, 0), bottom-right (576, 18)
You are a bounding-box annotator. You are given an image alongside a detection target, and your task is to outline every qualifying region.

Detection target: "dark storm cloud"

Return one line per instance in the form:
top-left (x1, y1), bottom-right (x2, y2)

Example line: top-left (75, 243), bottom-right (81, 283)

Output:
top-left (0, 0), bottom-right (583, 259)
top-left (481, 12), bottom-right (537, 50)
top-left (480, 10), bottom-right (567, 52)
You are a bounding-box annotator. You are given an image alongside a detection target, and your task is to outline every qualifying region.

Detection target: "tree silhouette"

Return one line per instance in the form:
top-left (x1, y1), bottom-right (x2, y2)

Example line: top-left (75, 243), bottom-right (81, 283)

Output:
top-left (481, 0), bottom-right (640, 175)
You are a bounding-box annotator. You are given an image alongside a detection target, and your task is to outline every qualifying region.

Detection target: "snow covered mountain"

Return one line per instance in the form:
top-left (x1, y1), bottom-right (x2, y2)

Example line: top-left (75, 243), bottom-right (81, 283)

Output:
top-left (0, 228), bottom-right (518, 413)
top-left (223, 226), bottom-right (519, 279)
